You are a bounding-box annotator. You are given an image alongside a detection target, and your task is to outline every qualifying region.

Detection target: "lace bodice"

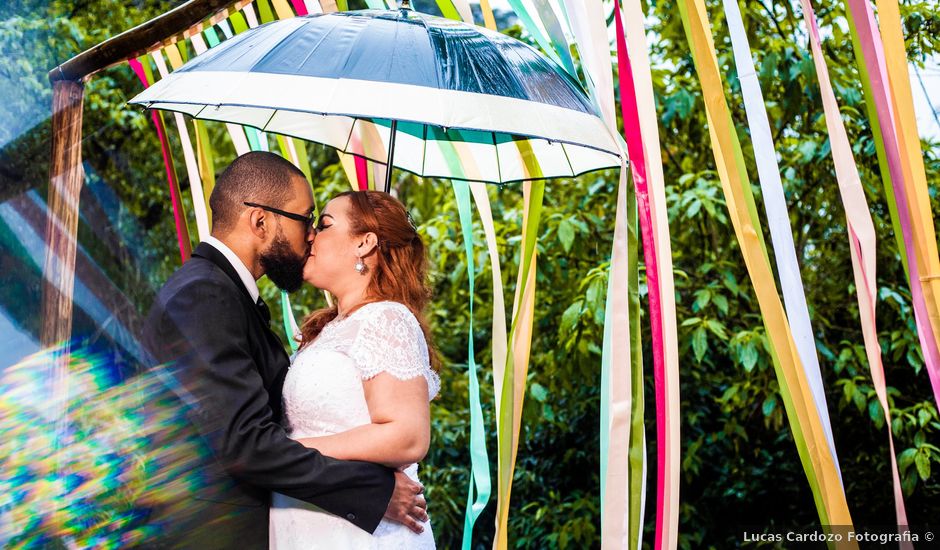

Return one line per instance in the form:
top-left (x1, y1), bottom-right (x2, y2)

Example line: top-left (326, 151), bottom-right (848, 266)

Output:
top-left (311, 301), bottom-right (438, 395)
top-left (270, 301), bottom-right (437, 549)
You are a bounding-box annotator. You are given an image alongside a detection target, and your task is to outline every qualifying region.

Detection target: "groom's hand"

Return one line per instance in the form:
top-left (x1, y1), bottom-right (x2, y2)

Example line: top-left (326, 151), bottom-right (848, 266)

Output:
top-left (384, 471), bottom-right (428, 534)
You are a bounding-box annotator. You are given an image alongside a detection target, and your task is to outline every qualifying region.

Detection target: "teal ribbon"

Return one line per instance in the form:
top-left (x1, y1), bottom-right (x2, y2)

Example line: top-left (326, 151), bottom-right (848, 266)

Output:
top-left (453, 180), bottom-right (492, 549)
top-left (203, 26), bottom-right (221, 48)
top-left (245, 127), bottom-right (267, 151)
top-left (506, 0), bottom-right (570, 74)
top-left (531, 0), bottom-right (577, 78)
top-left (281, 290), bottom-right (300, 353)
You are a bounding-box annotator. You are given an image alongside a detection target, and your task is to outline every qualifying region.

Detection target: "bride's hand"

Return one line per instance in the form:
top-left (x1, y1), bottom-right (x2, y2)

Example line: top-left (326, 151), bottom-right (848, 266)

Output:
top-left (384, 470), bottom-right (428, 534)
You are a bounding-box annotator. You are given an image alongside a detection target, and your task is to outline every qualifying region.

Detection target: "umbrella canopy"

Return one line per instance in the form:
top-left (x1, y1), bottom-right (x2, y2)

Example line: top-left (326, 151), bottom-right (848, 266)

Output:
top-left (129, 7), bottom-right (621, 184)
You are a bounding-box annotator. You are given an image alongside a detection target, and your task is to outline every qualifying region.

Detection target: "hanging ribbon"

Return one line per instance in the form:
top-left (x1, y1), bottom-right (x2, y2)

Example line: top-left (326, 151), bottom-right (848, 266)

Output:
top-left (677, 0), bottom-right (855, 533)
top-left (243, 3), bottom-right (261, 27)
top-left (257, 0), bottom-right (277, 23)
top-left (487, 140), bottom-right (548, 549)
top-left (193, 120), bottom-right (215, 227)
top-left (495, 177), bottom-right (544, 550)
top-left (433, 139), bottom-right (497, 547)
top-left (721, 0), bottom-right (842, 482)
top-left (876, 0), bottom-right (940, 323)
top-left (154, 48), bottom-right (211, 241)
top-left (562, 1), bottom-right (647, 547)
top-left (189, 28), bottom-right (252, 157)
top-left (842, 0), bottom-right (940, 413)
top-left (290, 0), bottom-right (308, 16)
top-left (479, 0), bottom-right (497, 29)
top-left (271, 0), bottom-right (296, 19)
top-left (469, 182), bottom-right (509, 420)
top-left (530, 0), bottom-right (576, 78)
top-left (506, 0), bottom-right (568, 72)
top-left (129, 57), bottom-right (191, 262)
top-left (618, 0), bottom-right (679, 547)
top-left (612, 6), bottom-right (676, 549)
top-left (451, 181), bottom-right (493, 550)
top-left (800, 0), bottom-right (911, 538)
top-left (435, 0), bottom-right (474, 23)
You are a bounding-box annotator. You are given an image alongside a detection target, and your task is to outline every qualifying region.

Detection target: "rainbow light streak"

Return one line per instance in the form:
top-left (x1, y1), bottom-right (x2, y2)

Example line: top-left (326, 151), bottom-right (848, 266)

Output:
top-left (1, 342), bottom-right (213, 549)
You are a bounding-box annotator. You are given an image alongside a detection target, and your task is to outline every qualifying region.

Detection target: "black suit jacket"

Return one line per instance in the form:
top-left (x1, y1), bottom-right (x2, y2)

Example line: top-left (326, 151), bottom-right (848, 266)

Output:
top-left (141, 242), bottom-right (394, 548)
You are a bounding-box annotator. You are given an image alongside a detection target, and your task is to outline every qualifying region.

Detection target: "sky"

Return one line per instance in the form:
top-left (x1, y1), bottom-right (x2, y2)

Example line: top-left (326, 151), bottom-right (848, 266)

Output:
top-left (911, 60), bottom-right (940, 141)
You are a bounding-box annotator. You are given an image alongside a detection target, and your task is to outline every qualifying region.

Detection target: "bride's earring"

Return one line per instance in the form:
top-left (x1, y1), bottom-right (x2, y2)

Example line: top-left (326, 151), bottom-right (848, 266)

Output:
top-left (354, 257), bottom-right (366, 274)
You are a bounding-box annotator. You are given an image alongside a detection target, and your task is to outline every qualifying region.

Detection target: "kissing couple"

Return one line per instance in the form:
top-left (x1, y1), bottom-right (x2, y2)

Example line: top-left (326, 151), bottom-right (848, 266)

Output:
top-left (143, 151), bottom-right (438, 549)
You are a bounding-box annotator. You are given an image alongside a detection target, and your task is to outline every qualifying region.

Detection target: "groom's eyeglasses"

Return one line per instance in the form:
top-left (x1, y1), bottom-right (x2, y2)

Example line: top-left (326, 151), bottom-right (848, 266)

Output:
top-left (243, 202), bottom-right (316, 232)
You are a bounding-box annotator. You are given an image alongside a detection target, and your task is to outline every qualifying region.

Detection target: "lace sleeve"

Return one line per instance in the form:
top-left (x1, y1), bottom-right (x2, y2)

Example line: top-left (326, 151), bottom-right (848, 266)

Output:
top-left (349, 302), bottom-right (440, 400)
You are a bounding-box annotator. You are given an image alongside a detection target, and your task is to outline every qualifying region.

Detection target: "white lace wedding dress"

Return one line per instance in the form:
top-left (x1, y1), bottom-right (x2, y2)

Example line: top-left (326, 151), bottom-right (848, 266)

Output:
top-left (269, 301), bottom-right (439, 549)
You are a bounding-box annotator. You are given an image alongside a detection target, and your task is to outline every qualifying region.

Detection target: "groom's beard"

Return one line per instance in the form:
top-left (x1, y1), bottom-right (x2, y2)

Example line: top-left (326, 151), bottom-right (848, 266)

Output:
top-left (260, 230), bottom-right (306, 293)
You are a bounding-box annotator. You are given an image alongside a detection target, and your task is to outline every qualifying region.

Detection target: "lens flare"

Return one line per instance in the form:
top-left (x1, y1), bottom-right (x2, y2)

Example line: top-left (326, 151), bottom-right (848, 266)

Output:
top-left (1, 342), bottom-right (213, 548)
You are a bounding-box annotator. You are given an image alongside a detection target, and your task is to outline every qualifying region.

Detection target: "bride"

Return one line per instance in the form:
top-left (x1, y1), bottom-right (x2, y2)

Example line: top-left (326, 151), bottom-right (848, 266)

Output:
top-left (270, 190), bottom-right (439, 549)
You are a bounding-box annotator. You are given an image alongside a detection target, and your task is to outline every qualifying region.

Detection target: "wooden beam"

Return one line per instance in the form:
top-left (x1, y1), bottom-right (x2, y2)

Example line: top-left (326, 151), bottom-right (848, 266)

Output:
top-left (42, 80), bottom-right (85, 350)
top-left (42, 79), bottom-right (84, 440)
top-left (48, 0), bottom-right (234, 82)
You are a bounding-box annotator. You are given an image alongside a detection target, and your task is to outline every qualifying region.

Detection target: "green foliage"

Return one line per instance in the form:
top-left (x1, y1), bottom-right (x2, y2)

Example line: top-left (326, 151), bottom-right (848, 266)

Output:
top-left (1, 0), bottom-right (939, 548)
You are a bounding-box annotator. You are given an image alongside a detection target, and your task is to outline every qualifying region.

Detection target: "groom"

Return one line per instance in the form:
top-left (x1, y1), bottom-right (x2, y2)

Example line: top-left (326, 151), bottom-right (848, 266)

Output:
top-left (141, 152), bottom-right (426, 548)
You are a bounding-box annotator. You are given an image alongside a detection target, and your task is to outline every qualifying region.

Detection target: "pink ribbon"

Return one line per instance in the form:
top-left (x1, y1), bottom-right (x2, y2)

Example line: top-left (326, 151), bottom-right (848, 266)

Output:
top-left (614, 6), bottom-right (669, 549)
top-left (354, 155), bottom-right (369, 190)
top-left (844, 0), bottom-right (940, 411)
top-left (129, 58), bottom-right (191, 262)
top-left (290, 0), bottom-right (309, 15)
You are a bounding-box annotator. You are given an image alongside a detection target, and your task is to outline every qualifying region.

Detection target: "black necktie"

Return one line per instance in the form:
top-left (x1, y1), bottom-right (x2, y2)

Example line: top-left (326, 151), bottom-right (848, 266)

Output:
top-left (256, 296), bottom-right (271, 325)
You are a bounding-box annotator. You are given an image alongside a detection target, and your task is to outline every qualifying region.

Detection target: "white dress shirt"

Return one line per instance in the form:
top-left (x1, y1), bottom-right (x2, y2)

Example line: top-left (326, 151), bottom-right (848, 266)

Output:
top-left (203, 236), bottom-right (260, 303)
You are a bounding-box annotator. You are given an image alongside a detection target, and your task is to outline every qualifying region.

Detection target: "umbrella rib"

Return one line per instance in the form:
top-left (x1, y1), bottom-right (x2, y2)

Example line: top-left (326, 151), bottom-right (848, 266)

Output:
top-left (560, 142), bottom-right (575, 178)
top-left (492, 131), bottom-right (502, 184)
top-left (421, 122), bottom-right (428, 178)
top-left (261, 109), bottom-right (278, 132)
top-left (342, 117), bottom-right (357, 156)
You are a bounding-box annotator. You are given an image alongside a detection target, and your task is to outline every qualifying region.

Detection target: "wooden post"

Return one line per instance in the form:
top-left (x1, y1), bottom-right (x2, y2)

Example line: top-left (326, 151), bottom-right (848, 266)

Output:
top-left (41, 79), bottom-right (84, 430)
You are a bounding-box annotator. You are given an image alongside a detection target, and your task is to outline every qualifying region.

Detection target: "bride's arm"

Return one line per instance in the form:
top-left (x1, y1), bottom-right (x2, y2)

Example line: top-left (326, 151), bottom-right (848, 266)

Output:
top-left (297, 372), bottom-right (431, 469)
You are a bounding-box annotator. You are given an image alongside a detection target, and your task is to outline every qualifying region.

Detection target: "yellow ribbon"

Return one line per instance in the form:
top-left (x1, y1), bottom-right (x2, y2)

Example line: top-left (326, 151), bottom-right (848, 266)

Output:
top-left (679, 0), bottom-right (855, 533)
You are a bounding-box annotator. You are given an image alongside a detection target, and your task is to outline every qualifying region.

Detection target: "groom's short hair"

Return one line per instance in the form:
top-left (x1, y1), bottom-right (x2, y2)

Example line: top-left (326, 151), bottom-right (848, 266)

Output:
top-left (209, 151), bottom-right (306, 235)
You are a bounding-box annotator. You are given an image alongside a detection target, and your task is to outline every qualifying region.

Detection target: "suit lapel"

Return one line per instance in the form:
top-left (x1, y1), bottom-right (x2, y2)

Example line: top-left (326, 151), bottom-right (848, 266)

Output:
top-left (192, 242), bottom-right (291, 420)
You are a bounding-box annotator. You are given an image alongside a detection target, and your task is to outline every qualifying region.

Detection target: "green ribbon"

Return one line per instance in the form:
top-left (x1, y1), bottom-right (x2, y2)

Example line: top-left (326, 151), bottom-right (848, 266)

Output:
top-left (256, 0), bottom-right (276, 23)
top-left (626, 171), bottom-right (645, 550)
top-left (495, 146), bottom-right (545, 547)
top-left (435, 0), bottom-right (462, 20)
top-left (506, 0), bottom-right (567, 72)
top-left (531, 0), bottom-right (577, 78)
top-left (453, 181), bottom-right (492, 549)
top-left (229, 9), bottom-right (250, 34)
